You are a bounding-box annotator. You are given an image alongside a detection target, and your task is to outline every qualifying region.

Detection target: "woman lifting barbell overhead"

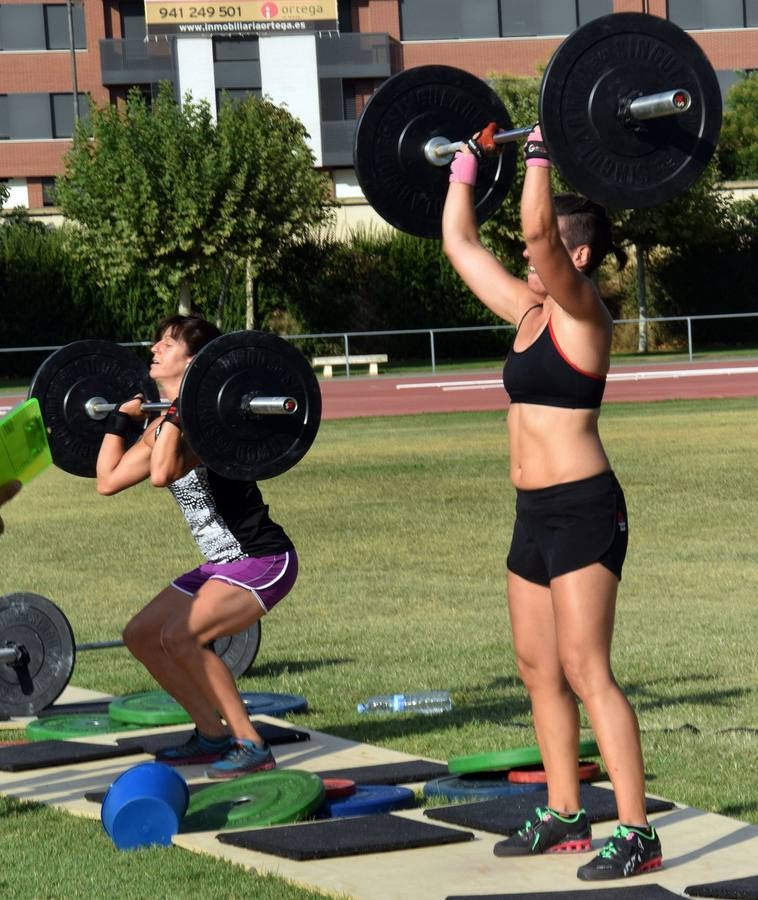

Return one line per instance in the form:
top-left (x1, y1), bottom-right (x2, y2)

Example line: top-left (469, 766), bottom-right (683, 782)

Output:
top-left (442, 127), bottom-right (662, 881)
top-left (96, 314), bottom-right (298, 779)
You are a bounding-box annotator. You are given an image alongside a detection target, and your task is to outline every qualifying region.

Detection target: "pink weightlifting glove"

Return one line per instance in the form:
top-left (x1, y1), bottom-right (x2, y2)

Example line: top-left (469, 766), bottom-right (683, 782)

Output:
top-left (449, 151), bottom-right (478, 186)
top-left (524, 124), bottom-right (551, 168)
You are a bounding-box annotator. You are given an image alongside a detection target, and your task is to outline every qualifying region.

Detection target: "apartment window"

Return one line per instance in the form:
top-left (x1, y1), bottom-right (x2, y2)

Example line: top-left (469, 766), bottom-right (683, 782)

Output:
top-left (216, 88), bottom-right (262, 109)
top-left (399, 0), bottom-right (611, 41)
top-left (748, 0), bottom-right (758, 27)
top-left (120, 1), bottom-right (146, 40)
top-left (51, 93), bottom-right (88, 137)
top-left (337, 0), bottom-right (353, 32)
top-left (668, 0), bottom-right (744, 30)
top-left (41, 177), bottom-right (58, 206)
top-left (213, 37), bottom-right (259, 61)
top-left (401, 0), bottom-right (500, 40)
top-left (0, 95), bottom-right (8, 139)
top-left (44, 4), bottom-right (86, 50)
top-left (0, 4), bottom-right (85, 51)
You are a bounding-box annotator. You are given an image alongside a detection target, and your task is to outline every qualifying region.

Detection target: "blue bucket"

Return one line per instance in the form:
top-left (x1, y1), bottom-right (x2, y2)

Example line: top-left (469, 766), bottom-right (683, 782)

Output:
top-left (101, 762), bottom-right (189, 851)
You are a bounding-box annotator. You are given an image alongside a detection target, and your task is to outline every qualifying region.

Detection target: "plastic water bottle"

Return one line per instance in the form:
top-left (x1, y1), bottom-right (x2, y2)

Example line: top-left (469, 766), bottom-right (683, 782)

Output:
top-left (356, 691), bottom-right (452, 715)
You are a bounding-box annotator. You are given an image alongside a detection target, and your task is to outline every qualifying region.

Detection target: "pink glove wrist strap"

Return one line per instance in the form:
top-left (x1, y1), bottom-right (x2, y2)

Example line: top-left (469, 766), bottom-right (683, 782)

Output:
top-left (449, 152), bottom-right (478, 186)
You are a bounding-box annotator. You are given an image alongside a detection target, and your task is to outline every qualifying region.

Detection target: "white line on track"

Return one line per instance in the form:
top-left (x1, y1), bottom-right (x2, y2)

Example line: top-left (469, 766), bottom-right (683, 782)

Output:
top-left (396, 366), bottom-right (758, 393)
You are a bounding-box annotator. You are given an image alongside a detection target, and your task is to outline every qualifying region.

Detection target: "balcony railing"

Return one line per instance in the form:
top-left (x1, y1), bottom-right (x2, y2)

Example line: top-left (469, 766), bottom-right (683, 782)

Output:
top-left (100, 39), bottom-right (176, 85)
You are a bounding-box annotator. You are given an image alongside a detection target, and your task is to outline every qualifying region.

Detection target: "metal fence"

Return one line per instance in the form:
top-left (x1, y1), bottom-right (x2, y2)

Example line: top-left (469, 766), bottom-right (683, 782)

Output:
top-left (2, 312), bottom-right (758, 378)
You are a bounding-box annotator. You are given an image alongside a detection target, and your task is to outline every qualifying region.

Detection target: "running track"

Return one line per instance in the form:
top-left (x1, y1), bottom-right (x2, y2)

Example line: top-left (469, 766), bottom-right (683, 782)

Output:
top-left (2, 359), bottom-right (757, 420)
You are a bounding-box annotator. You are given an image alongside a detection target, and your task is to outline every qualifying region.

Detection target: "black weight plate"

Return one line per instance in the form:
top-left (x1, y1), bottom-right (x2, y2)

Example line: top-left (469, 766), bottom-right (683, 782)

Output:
top-left (208, 620), bottom-right (261, 677)
top-left (179, 331), bottom-right (321, 481)
top-left (354, 65), bottom-right (517, 238)
top-left (0, 592), bottom-right (75, 717)
top-left (540, 13), bottom-right (722, 208)
top-left (28, 340), bottom-right (160, 478)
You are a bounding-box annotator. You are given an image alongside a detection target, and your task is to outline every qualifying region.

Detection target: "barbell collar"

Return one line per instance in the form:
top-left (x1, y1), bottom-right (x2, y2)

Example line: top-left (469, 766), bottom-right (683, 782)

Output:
top-left (627, 89), bottom-right (692, 120)
top-left (84, 396), bottom-right (299, 419)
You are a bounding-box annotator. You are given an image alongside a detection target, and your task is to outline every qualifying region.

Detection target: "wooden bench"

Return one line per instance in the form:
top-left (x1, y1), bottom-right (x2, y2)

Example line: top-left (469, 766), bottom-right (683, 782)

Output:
top-left (312, 354), bottom-right (388, 377)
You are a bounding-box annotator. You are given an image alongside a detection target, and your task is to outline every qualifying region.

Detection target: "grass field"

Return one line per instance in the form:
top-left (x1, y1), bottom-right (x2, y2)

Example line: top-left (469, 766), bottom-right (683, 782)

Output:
top-left (2, 398), bottom-right (757, 898)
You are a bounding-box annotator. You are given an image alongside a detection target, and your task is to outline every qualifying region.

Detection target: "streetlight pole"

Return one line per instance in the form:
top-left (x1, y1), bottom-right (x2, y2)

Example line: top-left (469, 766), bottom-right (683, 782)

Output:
top-left (65, 0), bottom-right (80, 125)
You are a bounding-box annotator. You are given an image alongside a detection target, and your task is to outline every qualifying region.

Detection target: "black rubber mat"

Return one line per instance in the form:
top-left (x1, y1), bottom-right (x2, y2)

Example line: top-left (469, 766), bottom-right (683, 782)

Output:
top-left (115, 721), bottom-right (310, 754)
top-left (218, 813), bottom-right (474, 860)
top-left (315, 759), bottom-right (448, 785)
top-left (447, 888), bottom-right (681, 900)
top-left (425, 784), bottom-right (674, 835)
top-left (37, 700), bottom-right (112, 718)
top-left (0, 739), bottom-right (143, 771)
top-left (685, 875), bottom-right (758, 899)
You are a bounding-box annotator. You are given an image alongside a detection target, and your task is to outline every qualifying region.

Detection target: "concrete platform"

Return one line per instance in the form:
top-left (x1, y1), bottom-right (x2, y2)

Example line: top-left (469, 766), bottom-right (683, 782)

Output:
top-left (1, 687), bottom-right (757, 898)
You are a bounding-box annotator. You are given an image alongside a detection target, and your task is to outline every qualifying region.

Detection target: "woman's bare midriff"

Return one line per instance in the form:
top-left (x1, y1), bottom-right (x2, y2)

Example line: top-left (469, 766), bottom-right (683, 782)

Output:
top-left (508, 402), bottom-right (610, 490)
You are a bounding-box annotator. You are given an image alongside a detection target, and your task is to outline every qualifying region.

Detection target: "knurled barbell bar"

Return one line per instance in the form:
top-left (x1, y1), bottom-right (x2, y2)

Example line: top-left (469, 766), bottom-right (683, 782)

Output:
top-left (0, 592), bottom-right (261, 718)
top-left (29, 330), bottom-right (322, 481)
top-left (353, 12), bottom-right (722, 238)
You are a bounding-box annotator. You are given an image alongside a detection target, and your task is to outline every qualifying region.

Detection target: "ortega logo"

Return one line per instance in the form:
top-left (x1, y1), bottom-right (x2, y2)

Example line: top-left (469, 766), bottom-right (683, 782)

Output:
top-left (261, 2), bottom-right (278, 17)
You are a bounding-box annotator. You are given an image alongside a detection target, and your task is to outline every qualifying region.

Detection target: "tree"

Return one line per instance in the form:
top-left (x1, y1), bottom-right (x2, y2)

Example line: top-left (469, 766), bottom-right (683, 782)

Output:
top-left (718, 72), bottom-right (758, 180)
top-left (0, 183), bottom-right (9, 209)
top-left (56, 83), bottom-right (333, 323)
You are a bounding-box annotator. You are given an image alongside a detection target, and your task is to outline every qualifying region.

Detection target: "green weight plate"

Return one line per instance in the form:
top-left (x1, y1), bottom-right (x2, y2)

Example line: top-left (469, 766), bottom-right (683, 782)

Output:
top-left (181, 769), bottom-right (325, 832)
top-left (448, 738), bottom-right (599, 776)
top-left (26, 713), bottom-right (144, 741)
top-left (108, 691), bottom-right (192, 726)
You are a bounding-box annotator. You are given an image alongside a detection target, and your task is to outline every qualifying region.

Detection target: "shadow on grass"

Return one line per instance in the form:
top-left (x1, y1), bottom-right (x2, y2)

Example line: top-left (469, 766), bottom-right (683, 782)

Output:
top-left (246, 657), bottom-right (356, 678)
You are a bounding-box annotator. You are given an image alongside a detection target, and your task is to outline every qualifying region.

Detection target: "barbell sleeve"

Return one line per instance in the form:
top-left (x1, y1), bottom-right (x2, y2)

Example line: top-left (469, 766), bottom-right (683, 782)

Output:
top-left (0, 645), bottom-right (21, 664)
top-left (85, 396), bottom-right (298, 419)
top-left (425, 88), bottom-right (692, 166)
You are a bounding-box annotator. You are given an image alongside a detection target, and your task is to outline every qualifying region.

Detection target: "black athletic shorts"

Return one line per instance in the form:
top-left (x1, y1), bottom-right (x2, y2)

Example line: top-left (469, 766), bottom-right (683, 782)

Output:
top-left (506, 470), bottom-right (628, 587)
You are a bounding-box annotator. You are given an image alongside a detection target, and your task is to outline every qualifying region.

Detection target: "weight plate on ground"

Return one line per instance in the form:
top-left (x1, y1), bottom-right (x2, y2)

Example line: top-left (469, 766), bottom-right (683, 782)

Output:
top-left (180, 331), bottom-right (321, 481)
top-left (28, 340), bottom-right (160, 478)
top-left (317, 783), bottom-right (415, 818)
top-left (322, 778), bottom-right (356, 800)
top-left (26, 713), bottom-right (143, 741)
top-left (423, 774), bottom-right (541, 801)
top-left (448, 738), bottom-right (600, 776)
top-left (108, 690), bottom-right (308, 726)
top-left (182, 769), bottom-right (325, 832)
top-left (0, 592), bottom-right (75, 717)
top-left (354, 65), bottom-right (517, 238)
top-left (507, 759), bottom-right (602, 784)
top-left (207, 621), bottom-right (261, 677)
top-left (540, 13), bottom-right (722, 208)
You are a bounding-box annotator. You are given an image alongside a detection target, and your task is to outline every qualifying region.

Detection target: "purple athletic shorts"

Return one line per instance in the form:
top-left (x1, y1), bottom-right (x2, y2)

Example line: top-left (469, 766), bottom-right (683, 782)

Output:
top-left (171, 550), bottom-right (298, 613)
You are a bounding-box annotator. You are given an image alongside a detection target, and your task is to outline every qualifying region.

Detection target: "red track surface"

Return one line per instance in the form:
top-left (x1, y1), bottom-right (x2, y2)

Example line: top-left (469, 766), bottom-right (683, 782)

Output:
top-left (318, 359), bottom-right (758, 419)
top-left (3, 360), bottom-right (758, 420)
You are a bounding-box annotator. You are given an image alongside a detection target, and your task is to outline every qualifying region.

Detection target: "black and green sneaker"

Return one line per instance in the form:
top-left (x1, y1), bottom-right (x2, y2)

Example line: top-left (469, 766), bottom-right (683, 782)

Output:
top-left (493, 806), bottom-right (592, 857)
top-left (577, 824), bottom-right (663, 880)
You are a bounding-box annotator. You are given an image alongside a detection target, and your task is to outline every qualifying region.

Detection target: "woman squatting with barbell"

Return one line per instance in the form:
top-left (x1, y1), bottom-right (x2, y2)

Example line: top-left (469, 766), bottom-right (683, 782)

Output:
top-left (95, 314), bottom-right (298, 778)
top-left (441, 125), bottom-right (662, 881)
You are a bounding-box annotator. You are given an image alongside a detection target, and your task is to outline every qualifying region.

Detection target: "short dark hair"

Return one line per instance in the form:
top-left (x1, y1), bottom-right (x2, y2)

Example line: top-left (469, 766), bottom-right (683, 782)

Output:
top-left (154, 314), bottom-right (221, 356)
top-left (553, 193), bottom-right (627, 276)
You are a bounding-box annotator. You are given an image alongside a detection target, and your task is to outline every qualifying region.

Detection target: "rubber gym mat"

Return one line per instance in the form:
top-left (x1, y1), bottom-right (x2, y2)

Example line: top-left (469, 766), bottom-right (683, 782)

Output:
top-left (445, 887), bottom-right (681, 900)
top-left (217, 813), bottom-right (475, 860)
top-left (685, 875), bottom-right (758, 899)
top-left (424, 784), bottom-right (674, 835)
top-left (115, 721), bottom-right (311, 754)
top-left (0, 739), bottom-right (144, 771)
top-left (315, 759), bottom-right (448, 785)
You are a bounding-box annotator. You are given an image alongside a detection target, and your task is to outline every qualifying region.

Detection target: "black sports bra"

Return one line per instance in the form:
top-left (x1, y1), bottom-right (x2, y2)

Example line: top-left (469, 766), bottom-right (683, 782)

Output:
top-left (503, 306), bottom-right (606, 410)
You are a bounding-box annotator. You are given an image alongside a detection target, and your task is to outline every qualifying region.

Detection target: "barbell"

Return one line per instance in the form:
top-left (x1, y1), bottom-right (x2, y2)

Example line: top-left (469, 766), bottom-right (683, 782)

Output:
top-left (28, 329), bottom-right (322, 481)
top-left (0, 592), bottom-right (261, 718)
top-left (353, 12), bottom-right (723, 238)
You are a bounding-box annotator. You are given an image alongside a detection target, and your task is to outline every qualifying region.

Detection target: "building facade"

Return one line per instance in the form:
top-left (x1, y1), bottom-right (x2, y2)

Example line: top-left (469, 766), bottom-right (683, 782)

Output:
top-left (1, 0), bottom-right (757, 224)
